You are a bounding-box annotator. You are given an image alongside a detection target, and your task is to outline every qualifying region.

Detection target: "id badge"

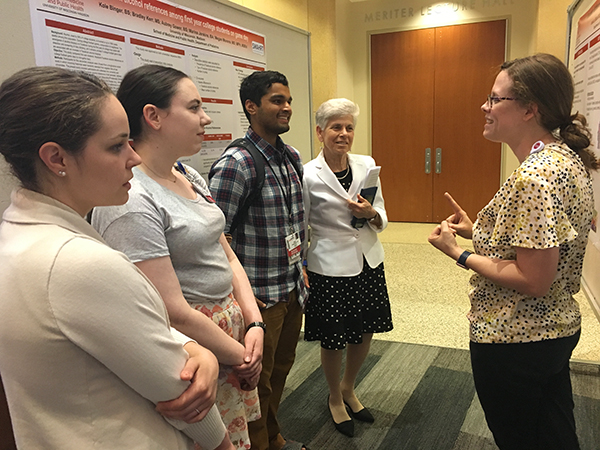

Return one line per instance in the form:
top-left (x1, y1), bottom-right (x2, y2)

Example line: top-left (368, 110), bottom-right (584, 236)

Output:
top-left (285, 231), bottom-right (301, 265)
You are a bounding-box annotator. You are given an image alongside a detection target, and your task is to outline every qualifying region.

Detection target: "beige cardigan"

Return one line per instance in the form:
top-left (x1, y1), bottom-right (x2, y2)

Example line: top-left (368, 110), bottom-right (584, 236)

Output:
top-left (0, 189), bottom-right (225, 449)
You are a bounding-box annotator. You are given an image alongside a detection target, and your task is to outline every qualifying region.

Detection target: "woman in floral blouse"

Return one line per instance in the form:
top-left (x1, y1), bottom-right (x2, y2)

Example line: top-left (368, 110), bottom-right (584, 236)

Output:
top-left (429, 53), bottom-right (598, 450)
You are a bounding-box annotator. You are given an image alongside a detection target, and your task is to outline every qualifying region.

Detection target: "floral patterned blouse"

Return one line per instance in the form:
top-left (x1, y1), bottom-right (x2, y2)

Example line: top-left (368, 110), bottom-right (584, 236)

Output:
top-left (469, 142), bottom-right (595, 344)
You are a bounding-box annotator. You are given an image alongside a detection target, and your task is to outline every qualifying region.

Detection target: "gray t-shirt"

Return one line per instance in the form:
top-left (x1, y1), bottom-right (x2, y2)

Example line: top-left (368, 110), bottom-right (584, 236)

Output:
top-left (92, 165), bottom-right (233, 302)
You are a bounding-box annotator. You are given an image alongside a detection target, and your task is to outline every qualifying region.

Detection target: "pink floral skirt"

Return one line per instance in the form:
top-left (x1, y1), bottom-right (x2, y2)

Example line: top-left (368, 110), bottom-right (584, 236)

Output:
top-left (190, 293), bottom-right (260, 450)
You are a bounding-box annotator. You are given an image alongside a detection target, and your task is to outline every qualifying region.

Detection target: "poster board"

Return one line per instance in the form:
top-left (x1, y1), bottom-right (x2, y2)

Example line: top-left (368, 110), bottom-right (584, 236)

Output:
top-left (567, 0), bottom-right (600, 315)
top-left (28, 0), bottom-right (272, 179)
top-left (0, 0), bottom-right (312, 209)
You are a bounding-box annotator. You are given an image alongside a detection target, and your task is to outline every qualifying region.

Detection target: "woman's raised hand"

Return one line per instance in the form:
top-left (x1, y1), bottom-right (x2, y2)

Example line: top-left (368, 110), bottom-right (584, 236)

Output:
top-left (444, 192), bottom-right (473, 240)
top-left (428, 220), bottom-right (462, 260)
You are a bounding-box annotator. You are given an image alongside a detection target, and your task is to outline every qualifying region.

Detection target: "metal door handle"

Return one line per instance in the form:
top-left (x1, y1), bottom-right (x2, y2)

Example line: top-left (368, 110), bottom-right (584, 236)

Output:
top-left (435, 147), bottom-right (442, 174)
top-left (425, 148), bottom-right (431, 174)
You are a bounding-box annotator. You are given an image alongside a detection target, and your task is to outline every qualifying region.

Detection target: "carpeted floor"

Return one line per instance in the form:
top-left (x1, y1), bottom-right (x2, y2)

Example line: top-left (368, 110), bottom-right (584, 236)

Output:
top-left (279, 337), bottom-right (600, 450)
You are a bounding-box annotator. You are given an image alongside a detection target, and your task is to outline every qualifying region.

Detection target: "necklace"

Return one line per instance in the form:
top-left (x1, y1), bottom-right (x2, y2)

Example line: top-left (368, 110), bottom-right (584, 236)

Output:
top-left (142, 162), bottom-right (177, 183)
top-left (335, 165), bottom-right (350, 179)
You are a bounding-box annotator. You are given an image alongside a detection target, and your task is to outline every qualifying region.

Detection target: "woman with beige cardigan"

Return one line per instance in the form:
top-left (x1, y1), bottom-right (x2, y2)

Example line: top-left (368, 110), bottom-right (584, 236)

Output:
top-left (0, 66), bottom-right (234, 450)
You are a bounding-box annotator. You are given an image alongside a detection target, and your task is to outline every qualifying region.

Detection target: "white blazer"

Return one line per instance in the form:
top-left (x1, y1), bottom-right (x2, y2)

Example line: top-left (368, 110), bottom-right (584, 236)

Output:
top-left (303, 152), bottom-right (388, 277)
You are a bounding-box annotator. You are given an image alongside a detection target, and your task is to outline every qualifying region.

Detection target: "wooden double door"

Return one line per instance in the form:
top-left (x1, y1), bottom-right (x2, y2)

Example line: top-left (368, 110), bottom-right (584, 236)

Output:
top-left (371, 20), bottom-right (506, 223)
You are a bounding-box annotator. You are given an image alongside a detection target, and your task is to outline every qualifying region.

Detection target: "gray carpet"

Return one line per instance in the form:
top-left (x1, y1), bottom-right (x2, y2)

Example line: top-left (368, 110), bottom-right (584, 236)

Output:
top-left (278, 337), bottom-right (600, 450)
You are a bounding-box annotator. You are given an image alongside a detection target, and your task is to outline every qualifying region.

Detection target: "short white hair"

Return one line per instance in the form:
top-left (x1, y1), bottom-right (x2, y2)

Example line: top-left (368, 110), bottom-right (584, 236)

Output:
top-left (315, 98), bottom-right (360, 129)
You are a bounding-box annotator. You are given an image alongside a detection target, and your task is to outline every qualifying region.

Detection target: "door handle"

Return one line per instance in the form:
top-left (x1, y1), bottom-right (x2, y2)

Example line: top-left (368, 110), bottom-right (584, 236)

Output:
top-left (435, 147), bottom-right (442, 174)
top-left (425, 148), bottom-right (431, 174)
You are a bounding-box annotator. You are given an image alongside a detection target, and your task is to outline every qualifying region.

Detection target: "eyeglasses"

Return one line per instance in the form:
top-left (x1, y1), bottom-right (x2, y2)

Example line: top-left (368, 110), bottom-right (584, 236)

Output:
top-left (486, 95), bottom-right (517, 109)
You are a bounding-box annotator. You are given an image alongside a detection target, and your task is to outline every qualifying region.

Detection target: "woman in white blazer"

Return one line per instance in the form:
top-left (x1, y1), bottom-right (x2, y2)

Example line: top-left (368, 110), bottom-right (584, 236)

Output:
top-left (303, 98), bottom-right (393, 437)
top-left (0, 67), bottom-right (234, 450)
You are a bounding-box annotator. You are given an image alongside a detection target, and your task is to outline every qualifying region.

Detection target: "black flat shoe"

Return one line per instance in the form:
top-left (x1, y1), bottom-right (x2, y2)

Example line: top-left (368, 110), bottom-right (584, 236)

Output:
top-left (344, 400), bottom-right (375, 423)
top-left (328, 397), bottom-right (354, 437)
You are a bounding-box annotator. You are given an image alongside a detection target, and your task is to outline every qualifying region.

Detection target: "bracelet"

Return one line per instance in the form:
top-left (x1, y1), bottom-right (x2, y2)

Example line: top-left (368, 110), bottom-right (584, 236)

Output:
top-left (367, 212), bottom-right (378, 222)
top-left (456, 250), bottom-right (472, 270)
top-left (246, 321), bottom-right (266, 334)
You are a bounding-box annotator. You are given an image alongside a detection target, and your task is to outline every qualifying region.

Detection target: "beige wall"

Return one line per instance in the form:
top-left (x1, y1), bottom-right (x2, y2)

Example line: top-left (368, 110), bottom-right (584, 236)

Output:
top-left (0, 0), bottom-right (36, 213)
top-left (536, 0), bottom-right (572, 58)
top-left (229, 0), bottom-right (574, 171)
top-left (228, 0), bottom-right (338, 106)
top-left (329, 0), bottom-right (573, 171)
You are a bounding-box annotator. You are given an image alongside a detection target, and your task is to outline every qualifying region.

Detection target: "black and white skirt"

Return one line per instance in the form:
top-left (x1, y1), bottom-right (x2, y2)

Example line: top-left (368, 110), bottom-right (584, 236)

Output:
top-left (304, 258), bottom-right (393, 350)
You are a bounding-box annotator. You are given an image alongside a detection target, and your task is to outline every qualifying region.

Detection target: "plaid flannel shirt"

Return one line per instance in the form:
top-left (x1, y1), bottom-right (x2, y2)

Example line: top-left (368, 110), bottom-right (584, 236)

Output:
top-left (208, 127), bottom-right (307, 308)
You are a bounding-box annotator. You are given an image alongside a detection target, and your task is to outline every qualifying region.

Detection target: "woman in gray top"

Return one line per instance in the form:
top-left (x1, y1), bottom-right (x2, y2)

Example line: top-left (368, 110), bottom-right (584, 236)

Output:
top-left (93, 65), bottom-right (263, 450)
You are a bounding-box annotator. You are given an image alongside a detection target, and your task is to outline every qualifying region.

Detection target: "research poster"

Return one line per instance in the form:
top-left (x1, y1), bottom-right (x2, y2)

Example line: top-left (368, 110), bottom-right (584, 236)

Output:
top-left (28, 0), bottom-right (267, 179)
top-left (571, 0), bottom-right (600, 236)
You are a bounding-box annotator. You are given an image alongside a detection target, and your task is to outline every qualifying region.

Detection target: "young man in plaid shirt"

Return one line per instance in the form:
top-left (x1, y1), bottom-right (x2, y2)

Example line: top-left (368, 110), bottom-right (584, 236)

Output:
top-left (209, 71), bottom-right (309, 450)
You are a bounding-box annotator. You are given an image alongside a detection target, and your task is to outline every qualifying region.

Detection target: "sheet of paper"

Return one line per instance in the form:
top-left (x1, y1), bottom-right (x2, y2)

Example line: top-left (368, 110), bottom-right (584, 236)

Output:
top-left (362, 166), bottom-right (381, 189)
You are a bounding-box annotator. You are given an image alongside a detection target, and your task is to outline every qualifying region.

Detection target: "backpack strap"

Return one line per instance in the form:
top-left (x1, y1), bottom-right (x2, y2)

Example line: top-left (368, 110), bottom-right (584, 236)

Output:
top-left (226, 138), bottom-right (302, 235)
top-left (227, 138), bottom-right (265, 234)
top-left (284, 147), bottom-right (303, 182)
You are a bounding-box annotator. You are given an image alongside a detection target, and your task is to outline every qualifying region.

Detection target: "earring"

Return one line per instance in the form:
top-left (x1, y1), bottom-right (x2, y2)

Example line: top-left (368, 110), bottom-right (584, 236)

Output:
top-left (58, 170), bottom-right (66, 177)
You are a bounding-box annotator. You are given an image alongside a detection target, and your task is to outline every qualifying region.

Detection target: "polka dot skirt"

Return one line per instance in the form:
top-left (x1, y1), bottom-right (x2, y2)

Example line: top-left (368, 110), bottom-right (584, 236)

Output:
top-left (304, 259), bottom-right (393, 350)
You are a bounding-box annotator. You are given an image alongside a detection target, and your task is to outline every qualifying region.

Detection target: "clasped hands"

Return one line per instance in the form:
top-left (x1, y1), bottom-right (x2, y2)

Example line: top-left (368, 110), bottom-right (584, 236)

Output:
top-left (155, 331), bottom-right (262, 424)
top-left (233, 326), bottom-right (263, 391)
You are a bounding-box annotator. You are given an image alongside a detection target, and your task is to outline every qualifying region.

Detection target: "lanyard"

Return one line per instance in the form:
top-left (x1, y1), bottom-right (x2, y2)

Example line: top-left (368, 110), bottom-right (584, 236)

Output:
top-left (265, 150), bottom-right (294, 229)
top-left (174, 162), bottom-right (215, 203)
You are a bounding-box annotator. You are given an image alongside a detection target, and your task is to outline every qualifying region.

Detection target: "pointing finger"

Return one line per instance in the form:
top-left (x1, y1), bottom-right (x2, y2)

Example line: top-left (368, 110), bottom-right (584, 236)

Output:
top-left (444, 192), bottom-right (462, 215)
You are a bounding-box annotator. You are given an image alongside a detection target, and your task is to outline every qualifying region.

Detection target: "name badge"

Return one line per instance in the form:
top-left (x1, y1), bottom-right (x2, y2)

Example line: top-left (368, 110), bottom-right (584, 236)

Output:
top-left (285, 231), bottom-right (301, 265)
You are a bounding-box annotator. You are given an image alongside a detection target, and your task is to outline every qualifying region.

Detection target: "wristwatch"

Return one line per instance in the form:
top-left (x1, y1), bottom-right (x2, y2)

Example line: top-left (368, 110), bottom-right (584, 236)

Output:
top-left (456, 250), bottom-right (472, 269)
top-left (246, 321), bottom-right (267, 334)
top-left (367, 212), bottom-right (378, 222)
